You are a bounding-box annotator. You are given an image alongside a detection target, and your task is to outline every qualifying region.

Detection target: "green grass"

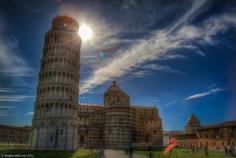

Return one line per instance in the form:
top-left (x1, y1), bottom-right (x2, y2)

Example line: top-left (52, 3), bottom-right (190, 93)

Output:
top-left (0, 148), bottom-right (98, 158)
top-left (0, 144), bottom-right (27, 149)
top-left (135, 148), bottom-right (235, 158)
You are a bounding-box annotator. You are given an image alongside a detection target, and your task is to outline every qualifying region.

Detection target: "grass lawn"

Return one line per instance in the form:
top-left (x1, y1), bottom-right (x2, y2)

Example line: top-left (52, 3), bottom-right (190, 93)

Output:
top-left (0, 144), bottom-right (27, 149)
top-left (0, 148), bottom-right (98, 158)
top-left (135, 148), bottom-right (235, 158)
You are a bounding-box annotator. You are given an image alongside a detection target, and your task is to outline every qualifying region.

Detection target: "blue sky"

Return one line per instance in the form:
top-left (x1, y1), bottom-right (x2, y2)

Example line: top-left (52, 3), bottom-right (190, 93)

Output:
top-left (0, 0), bottom-right (236, 130)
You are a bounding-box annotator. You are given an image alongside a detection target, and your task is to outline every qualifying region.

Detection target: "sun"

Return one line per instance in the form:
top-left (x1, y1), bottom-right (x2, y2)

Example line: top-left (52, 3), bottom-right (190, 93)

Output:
top-left (78, 24), bottom-right (93, 41)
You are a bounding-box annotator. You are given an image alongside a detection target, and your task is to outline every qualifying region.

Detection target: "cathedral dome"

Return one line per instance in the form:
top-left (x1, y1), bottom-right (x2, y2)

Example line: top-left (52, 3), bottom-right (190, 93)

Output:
top-left (104, 81), bottom-right (130, 107)
top-left (185, 113), bottom-right (201, 133)
top-left (105, 81), bottom-right (122, 93)
top-left (104, 81), bottom-right (129, 97)
top-left (187, 113), bottom-right (200, 126)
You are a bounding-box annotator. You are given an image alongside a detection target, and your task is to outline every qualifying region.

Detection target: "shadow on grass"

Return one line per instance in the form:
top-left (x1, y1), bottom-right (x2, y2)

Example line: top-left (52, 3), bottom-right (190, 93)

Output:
top-left (0, 149), bottom-right (96, 158)
top-left (135, 148), bottom-right (236, 158)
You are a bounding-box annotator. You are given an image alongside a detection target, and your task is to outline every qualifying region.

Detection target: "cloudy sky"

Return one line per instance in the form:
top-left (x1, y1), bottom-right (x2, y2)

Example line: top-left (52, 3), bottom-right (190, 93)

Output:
top-left (0, 0), bottom-right (236, 130)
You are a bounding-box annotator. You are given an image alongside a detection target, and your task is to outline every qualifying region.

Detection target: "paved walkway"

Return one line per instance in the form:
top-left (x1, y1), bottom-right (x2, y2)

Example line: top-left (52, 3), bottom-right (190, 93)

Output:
top-left (104, 149), bottom-right (148, 158)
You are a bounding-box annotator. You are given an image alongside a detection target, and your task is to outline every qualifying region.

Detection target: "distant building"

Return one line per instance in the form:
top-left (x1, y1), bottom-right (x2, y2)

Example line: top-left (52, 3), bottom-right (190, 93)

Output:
top-left (170, 114), bottom-right (236, 151)
top-left (197, 120), bottom-right (236, 150)
top-left (29, 16), bottom-right (163, 150)
top-left (0, 124), bottom-right (31, 144)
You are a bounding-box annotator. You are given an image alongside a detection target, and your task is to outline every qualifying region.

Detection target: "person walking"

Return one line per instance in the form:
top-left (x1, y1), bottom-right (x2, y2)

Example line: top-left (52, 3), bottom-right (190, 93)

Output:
top-left (227, 143), bottom-right (231, 155)
top-left (224, 145), bottom-right (228, 155)
top-left (129, 147), bottom-right (133, 158)
top-left (230, 145), bottom-right (235, 157)
top-left (148, 152), bottom-right (153, 158)
top-left (204, 145), bottom-right (209, 157)
top-left (192, 145), bottom-right (195, 153)
top-left (232, 144), bottom-right (236, 157)
top-left (101, 148), bottom-right (105, 158)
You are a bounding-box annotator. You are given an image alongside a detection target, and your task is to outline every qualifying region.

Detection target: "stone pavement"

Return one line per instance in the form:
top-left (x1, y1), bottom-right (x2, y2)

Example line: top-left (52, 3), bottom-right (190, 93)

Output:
top-left (104, 149), bottom-right (148, 158)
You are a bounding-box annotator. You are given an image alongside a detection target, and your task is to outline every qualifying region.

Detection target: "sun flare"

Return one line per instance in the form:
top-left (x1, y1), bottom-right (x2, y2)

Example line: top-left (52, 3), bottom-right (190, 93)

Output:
top-left (78, 24), bottom-right (93, 41)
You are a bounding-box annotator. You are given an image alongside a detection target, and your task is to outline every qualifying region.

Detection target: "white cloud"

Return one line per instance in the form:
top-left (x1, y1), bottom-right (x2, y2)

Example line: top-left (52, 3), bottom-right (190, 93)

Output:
top-left (131, 70), bottom-right (150, 78)
top-left (0, 95), bottom-right (35, 102)
top-left (166, 101), bottom-right (177, 107)
top-left (0, 21), bottom-right (34, 77)
top-left (168, 0), bottom-right (208, 33)
top-left (0, 111), bottom-right (17, 116)
top-left (0, 88), bottom-right (14, 93)
top-left (0, 106), bottom-right (16, 109)
top-left (80, 0), bottom-right (236, 94)
top-left (0, 110), bottom-right (21, 117)
top-left (159, 54), bottom-right (186, 60)
top-left (25, 111), bottom-right (34, 116)
top-left (142, 64), bottom-right (185, 75)
top-left (185, 88), bottom-right (224, 101)
top-left (126, 63), bottom-right (185, 79)
top-left (208, 83), bottom-right (216, 89)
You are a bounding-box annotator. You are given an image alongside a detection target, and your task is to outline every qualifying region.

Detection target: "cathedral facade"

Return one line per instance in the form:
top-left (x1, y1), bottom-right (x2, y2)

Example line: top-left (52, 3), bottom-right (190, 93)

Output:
top-left (29, 16), bottom-right (162, 150)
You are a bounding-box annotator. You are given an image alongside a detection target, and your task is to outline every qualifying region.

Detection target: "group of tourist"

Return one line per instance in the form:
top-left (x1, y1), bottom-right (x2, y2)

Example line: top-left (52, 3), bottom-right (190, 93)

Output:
top-left (224, 144), bottom-right (235, 157)
top-left (186, 143), bottom-right (236, 157)
top-left (189, 145), bottom-right (208, 157)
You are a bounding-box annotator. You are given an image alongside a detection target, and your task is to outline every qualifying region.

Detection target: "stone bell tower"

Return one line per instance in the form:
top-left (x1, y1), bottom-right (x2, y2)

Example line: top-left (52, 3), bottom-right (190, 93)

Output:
top-left (29, 16), bottom-right (81, 150)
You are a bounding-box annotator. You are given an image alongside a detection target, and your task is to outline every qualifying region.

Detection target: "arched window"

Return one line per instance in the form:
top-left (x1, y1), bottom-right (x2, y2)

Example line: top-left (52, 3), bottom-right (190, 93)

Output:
top-left (154, 130), bottom-right (157, 135)
top-left (50, 134), bottom-right (53, 143)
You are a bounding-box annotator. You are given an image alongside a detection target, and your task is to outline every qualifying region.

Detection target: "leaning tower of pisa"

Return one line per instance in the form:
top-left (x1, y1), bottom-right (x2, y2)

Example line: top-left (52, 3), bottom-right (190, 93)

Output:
top-left (29, 16), bottom-right (81, 150)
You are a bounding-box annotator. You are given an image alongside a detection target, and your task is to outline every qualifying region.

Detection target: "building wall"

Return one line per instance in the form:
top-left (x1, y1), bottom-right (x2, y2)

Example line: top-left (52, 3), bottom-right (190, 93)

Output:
top-left (134, 107), bottom-right (162, 146)
top-left (0, 125), bottom-right (31, 144)
top-left (172, 121), bottom-right (236, 151)
top-left (77, 104), bottom-right (103, 147)
top-left (146, 118), bottom-right (163, 146)
top-left (104, 106), bottom-right (134, 149)
top-left (76, 104), bottom-right (162, 149)
top-left (197, 126), bottom-right (236, 150)
top-left (173, 133), bottom-right (198, 148)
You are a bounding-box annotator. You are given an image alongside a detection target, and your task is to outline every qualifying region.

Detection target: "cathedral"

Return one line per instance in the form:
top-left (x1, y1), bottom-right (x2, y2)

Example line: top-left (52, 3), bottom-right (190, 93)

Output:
top-left (29, 16), bottom-right (162, 150)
